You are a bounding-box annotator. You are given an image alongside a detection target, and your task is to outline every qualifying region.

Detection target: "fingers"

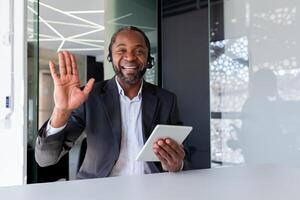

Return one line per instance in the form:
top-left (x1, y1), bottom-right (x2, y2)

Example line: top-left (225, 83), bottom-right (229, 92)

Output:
top-left (165, 138), bottom-right (185, 158)
top-left (156, 139), bottom-right (185, 160)
top-left (154, 142), bottom-right (173, 162)
top-left (157, 140), bottom-right (178, 160)
top-left (70, 53), bottom-right (78, 75)
top-left (58, 51), bottom-right (76, 76)
top-left (153, 141), bottom-right (183, 172)
top-left (154, 150), bottom-right (168, 165)
top-left (153, 138), bottom-right (186, 172)
top-left (153, 144), bottom-right (169, 166)
top-left (153, 139), bottom-right (185, 166)
top-left (49, 60), bottom-right (59, 82)
top-left (83, 78), bottom-right (95, 97)
top-left (63, 51), bottom-right (72, 74)
top-left (58, 52), bottom-right (66, 76)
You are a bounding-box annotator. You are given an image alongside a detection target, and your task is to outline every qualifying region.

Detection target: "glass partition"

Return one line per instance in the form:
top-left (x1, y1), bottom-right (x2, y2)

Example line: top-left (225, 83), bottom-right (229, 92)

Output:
top-left (27, 0), bottom-right (159, 183)
top-left (27, 0), bottom-right (39, 183)
top-left (28, 0), bottom-right (105, 183)
top-left (209, 0), bottom-right (300, 167)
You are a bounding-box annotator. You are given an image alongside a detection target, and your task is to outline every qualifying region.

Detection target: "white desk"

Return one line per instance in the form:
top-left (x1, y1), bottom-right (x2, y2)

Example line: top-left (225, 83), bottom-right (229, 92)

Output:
top-left (1, 165), bottom-right (299, 200)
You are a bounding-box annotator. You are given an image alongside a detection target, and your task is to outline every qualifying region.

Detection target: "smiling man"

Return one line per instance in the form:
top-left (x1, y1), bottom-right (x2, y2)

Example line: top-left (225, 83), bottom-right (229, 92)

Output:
top-left (35, 26), bottom-right (190, 179)
top-left (111, 28), bottom-right (147, 86)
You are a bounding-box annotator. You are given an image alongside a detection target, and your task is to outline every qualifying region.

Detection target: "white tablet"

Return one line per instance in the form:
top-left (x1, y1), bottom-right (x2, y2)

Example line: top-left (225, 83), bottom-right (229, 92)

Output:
top-left (136, 124), bottom-right (192, 162)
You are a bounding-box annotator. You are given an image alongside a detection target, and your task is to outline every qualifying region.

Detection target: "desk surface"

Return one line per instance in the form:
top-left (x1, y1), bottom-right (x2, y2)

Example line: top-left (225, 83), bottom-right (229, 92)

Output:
top-left (1, 165), bottom-right (299, 200)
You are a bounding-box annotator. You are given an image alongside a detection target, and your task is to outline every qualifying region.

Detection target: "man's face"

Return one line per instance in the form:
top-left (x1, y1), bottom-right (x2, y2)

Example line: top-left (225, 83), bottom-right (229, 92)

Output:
top-left (111, 29), bottom-right (148, 85)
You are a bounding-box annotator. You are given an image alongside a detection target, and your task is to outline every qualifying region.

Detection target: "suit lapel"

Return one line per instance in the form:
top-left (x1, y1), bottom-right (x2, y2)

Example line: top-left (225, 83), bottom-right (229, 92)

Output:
top-left (100, 78), bottom-right (122, 149)
top-left (142, 82), bottom-right (159, 142)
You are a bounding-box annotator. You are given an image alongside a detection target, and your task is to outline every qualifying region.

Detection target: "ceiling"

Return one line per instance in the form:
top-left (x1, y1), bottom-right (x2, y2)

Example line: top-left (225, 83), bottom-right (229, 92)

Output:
top-left (27, 0), bottom-right (158, 61)
top-left (28, 0), bottom-right (105, 59)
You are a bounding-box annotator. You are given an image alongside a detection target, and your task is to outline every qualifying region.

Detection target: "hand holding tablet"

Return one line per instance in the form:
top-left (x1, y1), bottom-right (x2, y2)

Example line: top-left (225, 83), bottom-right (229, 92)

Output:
top-left (136, 125), bottom-right (192, 162)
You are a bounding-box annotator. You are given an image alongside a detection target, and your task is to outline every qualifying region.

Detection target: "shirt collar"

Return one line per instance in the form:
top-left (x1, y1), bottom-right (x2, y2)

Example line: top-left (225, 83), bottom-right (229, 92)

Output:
top-left (115, 77), bottom-right (143, 99)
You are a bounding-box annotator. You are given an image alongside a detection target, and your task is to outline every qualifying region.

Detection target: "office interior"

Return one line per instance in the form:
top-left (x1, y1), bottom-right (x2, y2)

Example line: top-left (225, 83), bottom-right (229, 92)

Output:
top-left (0, 0), bottom-right (300, 189)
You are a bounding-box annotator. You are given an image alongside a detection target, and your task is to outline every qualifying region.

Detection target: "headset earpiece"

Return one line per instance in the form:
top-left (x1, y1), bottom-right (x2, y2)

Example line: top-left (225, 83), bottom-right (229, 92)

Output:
top-left (107, 48), bottom-right (112, 62)
top-left (107, 54), bottom-right (112, 62)
top-left (147, 56), bottom-right (155, 69)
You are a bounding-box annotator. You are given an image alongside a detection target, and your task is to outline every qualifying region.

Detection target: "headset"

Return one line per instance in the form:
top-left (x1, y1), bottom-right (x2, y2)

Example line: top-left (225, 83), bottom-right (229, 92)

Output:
top-left (107, 26), bottom-right (155, 69)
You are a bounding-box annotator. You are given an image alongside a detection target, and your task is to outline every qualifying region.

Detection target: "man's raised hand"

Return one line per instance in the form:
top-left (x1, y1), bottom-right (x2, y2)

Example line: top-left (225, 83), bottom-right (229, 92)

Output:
top-left (49, 51), bottom-right (95, 127)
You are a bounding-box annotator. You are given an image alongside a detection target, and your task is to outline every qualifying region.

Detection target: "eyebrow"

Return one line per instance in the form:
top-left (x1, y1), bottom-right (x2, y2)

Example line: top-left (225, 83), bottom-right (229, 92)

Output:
top-left (116, 44), bottom-right (126, 47)
top-left (115, 43), bottom-right (146, 49)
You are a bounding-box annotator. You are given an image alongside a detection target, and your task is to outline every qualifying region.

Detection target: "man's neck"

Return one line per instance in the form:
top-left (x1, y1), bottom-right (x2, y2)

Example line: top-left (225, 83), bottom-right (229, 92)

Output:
top-left (116, 77), bottom-right (142, 100)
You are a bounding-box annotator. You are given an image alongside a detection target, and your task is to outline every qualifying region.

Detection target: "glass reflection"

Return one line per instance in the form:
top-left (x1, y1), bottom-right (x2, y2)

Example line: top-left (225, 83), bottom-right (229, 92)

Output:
top-left (210, 0), bottom-right (300, 167)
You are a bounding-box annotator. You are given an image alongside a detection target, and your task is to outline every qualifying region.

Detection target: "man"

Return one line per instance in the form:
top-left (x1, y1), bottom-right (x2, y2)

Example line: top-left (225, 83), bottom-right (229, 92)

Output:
top-left (35, 26), bottom-right (190, 179)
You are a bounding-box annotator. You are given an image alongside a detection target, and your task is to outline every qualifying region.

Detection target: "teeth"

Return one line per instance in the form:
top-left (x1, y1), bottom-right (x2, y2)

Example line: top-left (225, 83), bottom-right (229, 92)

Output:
top-left (122, 66), bottom-right (137, 69)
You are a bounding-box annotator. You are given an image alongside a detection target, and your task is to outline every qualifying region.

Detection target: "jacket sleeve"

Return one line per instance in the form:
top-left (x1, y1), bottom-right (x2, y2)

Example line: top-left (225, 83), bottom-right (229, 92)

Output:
top-left (35, 105), bottom-right (86, 167)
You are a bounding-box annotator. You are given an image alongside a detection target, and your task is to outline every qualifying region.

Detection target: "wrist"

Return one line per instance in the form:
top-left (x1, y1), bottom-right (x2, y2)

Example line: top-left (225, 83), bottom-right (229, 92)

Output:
top-left (165, 160), bottom-right (184, 172)
top-left (173, 160), bottom-right (184, 172)
top-left (50, 107), bottom-right (72, 128)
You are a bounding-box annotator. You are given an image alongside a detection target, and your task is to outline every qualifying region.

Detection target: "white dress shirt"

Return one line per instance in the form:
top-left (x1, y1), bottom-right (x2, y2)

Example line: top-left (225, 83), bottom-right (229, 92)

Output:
top-left (109, 79), bottom-right (151, 176)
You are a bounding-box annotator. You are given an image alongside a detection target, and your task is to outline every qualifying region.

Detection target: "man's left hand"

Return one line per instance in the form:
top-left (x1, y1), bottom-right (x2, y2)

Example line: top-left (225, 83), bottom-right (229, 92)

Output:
top-left (153, 138), bottom-right (185, 172)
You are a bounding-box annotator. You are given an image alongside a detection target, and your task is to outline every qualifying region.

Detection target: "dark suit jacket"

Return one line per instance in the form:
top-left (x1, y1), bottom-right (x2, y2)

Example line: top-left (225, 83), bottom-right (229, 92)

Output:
top-left (35, 78), bottom-right (190, 179)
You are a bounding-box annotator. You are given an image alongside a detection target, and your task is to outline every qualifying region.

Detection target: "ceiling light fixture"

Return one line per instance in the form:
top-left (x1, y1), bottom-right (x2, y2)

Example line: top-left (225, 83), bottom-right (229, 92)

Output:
top-left (39, 1), bottom-right (104, 29)
top-left (28, 0), bottom-right (105, 55)
top-left (65, 10), bottom-right (105, 14)
top-left (60, 48), bottom-right (104, 52)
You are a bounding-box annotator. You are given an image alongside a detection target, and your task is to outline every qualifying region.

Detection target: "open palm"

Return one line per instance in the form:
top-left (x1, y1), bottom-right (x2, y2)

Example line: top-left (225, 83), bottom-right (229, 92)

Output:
top-left (49, 51), bottom-right (95, 112)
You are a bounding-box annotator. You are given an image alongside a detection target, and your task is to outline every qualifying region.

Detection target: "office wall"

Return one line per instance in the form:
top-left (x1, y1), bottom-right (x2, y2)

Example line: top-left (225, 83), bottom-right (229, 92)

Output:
top-left (0, 0), bottom-right (27, 186)
top-left (162, 8), bottom-right (211, 169)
